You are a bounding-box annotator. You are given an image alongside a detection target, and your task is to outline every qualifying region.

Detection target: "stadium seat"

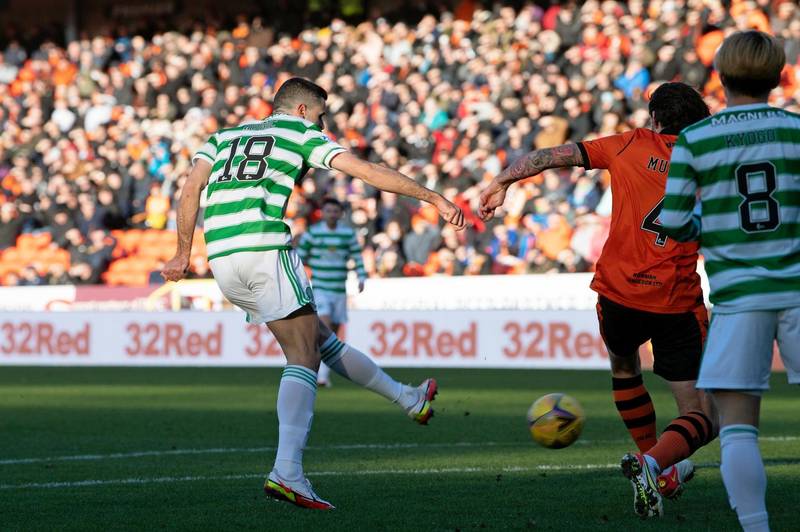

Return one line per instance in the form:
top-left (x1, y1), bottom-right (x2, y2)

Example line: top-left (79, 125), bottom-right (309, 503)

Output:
top-left (121, 229), bottom-right (144, 253)
top-left (16, 234), bottom-right (35, 251)
top-left (138, 245), bottom-right (164, 259)
top-left (1, 248), bottom-right (21, 263)
top-left (31, 233), bottom-right (52, 249)
top-left (18, 249), bottom-right (39, 265)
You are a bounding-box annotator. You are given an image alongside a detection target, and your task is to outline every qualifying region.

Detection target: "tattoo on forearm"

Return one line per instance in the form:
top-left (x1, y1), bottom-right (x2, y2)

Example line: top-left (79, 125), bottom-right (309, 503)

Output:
top-left (176, 209), bottom-right (193, 256)
top-left (500, 144), bottom-right (584, 184)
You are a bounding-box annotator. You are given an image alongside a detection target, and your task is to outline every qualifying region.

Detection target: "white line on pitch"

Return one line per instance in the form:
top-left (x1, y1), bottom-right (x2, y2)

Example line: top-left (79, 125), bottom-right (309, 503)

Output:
top-left (0, 441), bottom-right (515, 466)
top-left (2, 436), bottom-right (797, 467)
top-left (4, 460), bottom-right (800, 491)
top-left (0, 464), bottom-right (618, 490)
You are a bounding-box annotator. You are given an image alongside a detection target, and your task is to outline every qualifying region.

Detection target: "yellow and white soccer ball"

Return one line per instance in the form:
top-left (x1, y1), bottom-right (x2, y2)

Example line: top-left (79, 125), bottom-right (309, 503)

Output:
top-left (527, 393), bottom-right (586, 449)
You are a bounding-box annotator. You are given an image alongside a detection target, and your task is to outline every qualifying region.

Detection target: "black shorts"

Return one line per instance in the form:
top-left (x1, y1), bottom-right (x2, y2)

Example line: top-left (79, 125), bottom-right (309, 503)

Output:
top-left (596, 295), bottom-right (708, 382)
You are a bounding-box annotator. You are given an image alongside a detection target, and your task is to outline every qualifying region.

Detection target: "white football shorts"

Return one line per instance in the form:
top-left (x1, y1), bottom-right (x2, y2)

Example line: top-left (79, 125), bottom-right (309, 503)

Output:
top-left (314, 290), bottom-right (348, 325)
top-left (209, 249), bottom-right (315, 323)
top-left (697, 307), bottom-right (800, 391)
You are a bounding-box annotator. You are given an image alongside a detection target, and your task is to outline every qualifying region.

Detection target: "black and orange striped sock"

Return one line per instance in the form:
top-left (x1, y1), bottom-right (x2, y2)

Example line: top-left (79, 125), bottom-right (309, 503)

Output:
top-left (612, 375), bottom-right (657, 452)
top-left (647, 411), bottom-right (715, 471)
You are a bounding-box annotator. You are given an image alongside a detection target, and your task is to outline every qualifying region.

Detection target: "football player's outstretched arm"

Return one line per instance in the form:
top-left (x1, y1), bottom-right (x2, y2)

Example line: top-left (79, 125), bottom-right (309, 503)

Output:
top-left (661, 134), bottom-right (701, 242)
top-left (479, 144), bottom-right (584, 220)
top-left (161, 160), bottom-right (212, 282)
top-left (331, 152), bottom-right (466, 230)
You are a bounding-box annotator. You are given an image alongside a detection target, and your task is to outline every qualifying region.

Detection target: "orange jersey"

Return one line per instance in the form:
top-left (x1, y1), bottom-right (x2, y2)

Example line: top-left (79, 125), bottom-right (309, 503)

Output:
top-left (577, 128), bottom-right (702, 313)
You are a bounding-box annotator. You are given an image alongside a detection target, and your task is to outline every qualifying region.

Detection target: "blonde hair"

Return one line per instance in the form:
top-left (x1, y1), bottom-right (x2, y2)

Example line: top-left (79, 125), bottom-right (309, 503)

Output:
top-left (714, 31), bottom-right (785, 97)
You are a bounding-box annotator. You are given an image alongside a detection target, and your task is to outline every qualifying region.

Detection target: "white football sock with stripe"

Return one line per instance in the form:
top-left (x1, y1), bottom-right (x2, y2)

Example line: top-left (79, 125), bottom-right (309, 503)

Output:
top-left (273, 365), bottom-right (317, 482)
top-left (720, 425), bottom-right (769, 532)
top-left (320, 334), bottom-right (416, 409)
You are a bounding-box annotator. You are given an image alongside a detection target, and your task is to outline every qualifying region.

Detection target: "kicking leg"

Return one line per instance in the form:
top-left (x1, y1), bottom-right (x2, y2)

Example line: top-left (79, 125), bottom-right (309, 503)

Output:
top-left (633, 303), bottom-right (716, 502)
top-left (637, 380), bottom-right (716, 500)
top-left (316, 320), bottom-right (437, 424)
top-left (644, 380), bottom-right (717, 472)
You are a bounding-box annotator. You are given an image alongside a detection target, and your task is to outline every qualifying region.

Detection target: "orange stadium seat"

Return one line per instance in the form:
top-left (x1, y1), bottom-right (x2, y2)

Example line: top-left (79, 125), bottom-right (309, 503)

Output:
top-left (18, 249), bottom-right (39, 266)
top-left (159, 230), bottom-right (178, 243)
top-left (130, 272), bottom-right (151, 286)
top-left (108, 258), bottom-right (136, 274)
top-left (16, 234), bottom-right (35, 251)
top-left (137, 245), bottom-right (164, 259)
top-left (105, 271), bottom-right (127, 286)
top-left (121, 229), bottom-right (144, 253)
top-left (1, 247), bottom-right (21, 263)
top-left (141, 229), bottom-right (163, 244)
top-left (0, 260), bottom-right (22, 276)
top-left (107, 269), bottom-right (151, 287)
top-left (0, 264), bottom-right (14, 278)
top-left (31, 233), bottom-right (52, 249)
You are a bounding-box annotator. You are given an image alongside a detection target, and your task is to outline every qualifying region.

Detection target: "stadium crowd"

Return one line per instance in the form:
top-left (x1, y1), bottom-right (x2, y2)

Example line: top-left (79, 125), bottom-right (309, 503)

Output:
top-left (1, 0), bottom-right (800, 286)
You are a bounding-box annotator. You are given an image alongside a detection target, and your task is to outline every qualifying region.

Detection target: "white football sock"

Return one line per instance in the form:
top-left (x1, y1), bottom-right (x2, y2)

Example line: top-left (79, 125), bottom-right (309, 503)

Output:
top-left (643, 453), bottom-right (661, 476)
top-left (320, 334), bottom-right (415, 409)
top-left (720, 425), bottom-right (769, 532)
top-left (317, 362), bottom-right (331, 384)
top-left (273, 365), bottom-right (317, 482)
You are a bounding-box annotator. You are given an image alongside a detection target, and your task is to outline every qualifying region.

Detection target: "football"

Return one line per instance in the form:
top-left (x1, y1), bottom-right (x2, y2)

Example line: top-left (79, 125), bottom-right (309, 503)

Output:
top-left (527, 393), bottom-right (586, 449)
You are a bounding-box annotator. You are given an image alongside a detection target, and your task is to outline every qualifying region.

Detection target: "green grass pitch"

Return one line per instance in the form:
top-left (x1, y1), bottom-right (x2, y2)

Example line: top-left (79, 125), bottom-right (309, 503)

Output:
top-left (1, 367), bottom-right (797, 531)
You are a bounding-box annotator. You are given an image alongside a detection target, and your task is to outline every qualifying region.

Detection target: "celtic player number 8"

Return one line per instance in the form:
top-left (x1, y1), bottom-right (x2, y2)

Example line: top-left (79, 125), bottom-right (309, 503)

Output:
top-left (218, 135), bottom-right (276, 183)
top-left (735, 162), bottom-right (780, 233)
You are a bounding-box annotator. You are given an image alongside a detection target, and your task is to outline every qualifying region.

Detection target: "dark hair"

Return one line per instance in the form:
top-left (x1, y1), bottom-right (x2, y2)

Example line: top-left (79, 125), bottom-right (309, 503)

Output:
top-left (321, 197), bottom-right (343, 209)
top-left (273, 77), bottom-right (328, 112)
top-left (648, 82), bottom-right (710, 134)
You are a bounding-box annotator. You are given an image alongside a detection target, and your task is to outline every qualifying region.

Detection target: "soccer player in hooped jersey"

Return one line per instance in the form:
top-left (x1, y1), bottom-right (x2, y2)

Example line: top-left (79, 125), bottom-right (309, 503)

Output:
top-left (162, 78), bottom-right (464, 510)
top-left (297, 198), bottom-right (366, 387)
top-left (479, 82), bottom-right (718, 518)
top-left (661, 32), bottom-right (799, 532)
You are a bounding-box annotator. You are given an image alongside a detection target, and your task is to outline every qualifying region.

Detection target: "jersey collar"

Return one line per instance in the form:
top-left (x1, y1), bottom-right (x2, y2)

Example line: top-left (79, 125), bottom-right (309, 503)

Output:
top-left (722, 102), bottom-right (772, 112)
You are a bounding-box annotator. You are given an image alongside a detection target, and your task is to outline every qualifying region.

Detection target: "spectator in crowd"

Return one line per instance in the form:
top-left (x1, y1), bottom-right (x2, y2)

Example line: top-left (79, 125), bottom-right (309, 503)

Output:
top-left (403, 216), bottom-right (441, 269)
top-left (0, 204), bottom-right (23, 250)
top-left (47, 262), bottom-right (71, 285)
top-left (1, 1), bottom-right (799, 286)
top-left (18, 265), bottom-right (44, 286)
top-left (144, 184), bottom-right (170, 229)
top-left (84, 229), bottom-right (115, 275)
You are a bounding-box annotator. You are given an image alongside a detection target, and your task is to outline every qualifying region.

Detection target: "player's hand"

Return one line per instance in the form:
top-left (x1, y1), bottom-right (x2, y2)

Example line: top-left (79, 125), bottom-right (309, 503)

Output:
top-left (358, 279), bottom-right (365, 293)
top-left (433, 196), bottom-right (466, 230)
top-left (161, 255), bottom-right (190, 282)
top-left (478, 179), bottom-right (508, 221)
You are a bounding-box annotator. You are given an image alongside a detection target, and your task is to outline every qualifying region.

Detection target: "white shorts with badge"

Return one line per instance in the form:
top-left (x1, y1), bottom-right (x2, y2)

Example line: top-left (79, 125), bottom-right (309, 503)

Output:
top-left (209, 249), bottom-right (315, 323)
top-left (697, 307), bottom-right (800, 391)
top-left (314, 290), bottom-right (348, 324)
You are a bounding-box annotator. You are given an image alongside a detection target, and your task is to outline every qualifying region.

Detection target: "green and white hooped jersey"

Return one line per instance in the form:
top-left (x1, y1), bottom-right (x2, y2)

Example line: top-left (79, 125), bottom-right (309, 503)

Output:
top-left (297, 221), bottom-right (366, 294)
top-left (193, 114), bottom-right (347, 261)
top-left (662, 104), bottom-right (800, 312)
